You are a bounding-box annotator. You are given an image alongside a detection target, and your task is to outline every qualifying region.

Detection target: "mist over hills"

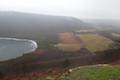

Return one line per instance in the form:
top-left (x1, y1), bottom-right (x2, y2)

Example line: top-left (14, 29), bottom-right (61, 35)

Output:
top-left (83, 19), bottom-right (120, 30)
top-left (0, 11), bottom-right (92, 39)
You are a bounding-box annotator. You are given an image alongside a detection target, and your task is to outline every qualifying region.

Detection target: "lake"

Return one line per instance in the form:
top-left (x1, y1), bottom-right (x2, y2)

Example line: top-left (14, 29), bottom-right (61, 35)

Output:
top-left (0, 37), bottom-right (38, 61)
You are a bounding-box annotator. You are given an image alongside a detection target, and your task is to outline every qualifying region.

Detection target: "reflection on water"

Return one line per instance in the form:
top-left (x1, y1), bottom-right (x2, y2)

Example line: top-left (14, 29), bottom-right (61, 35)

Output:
top-left (0, 37), bottom-right (38, 61)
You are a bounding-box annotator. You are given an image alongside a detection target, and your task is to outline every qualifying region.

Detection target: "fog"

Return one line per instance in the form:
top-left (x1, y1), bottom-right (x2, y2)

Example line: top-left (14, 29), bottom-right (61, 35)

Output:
top-left (0, 0), bottom-right (120, 19)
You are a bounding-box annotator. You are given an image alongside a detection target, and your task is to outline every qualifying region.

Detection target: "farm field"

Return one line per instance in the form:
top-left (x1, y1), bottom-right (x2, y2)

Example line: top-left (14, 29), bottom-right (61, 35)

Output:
top-left (78, 34), bottom-right (114, 52)
top-left (111, 32), bottom-right (120, 37)
top-left (57, 43), bottom-right (82, 52)
top-left (57, 32), bottom-right (83, 52)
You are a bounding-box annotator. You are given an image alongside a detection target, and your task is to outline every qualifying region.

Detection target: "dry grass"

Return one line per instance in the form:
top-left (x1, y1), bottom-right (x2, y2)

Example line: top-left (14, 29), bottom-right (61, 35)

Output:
top-left (79, 34), bottom-right (113, 52)
top-left (57, 43), bottom-right (82, 52)
top-left (111, 32), bottom-right (120, 37)
top-left (59, 32), bottom-right (80, 44)
top-left (57, 32), bottom-right (83, 52)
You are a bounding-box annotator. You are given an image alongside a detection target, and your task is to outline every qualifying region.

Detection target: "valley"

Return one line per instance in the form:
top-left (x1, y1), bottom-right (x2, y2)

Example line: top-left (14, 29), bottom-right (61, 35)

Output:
top-left (0, 12), bottom-right (119, 80)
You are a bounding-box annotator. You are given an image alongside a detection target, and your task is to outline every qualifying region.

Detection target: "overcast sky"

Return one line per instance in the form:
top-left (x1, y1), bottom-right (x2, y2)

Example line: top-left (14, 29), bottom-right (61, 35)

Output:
top-left (0, 0), bottom-right (120, 19)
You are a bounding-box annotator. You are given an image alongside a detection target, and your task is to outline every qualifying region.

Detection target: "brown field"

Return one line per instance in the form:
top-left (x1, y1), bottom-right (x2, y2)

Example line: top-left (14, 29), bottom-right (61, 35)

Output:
top-left (57, 32), bottom-right (83, 52)
top-left (57, 43), bottom-right (82, 52)
top-left (59, 32), bottom-right (81, 44)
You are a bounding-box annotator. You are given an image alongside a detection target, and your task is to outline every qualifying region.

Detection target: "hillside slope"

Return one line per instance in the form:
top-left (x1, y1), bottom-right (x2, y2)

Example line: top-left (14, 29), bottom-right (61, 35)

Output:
top-left (0, 11), bottom-right (92, 39)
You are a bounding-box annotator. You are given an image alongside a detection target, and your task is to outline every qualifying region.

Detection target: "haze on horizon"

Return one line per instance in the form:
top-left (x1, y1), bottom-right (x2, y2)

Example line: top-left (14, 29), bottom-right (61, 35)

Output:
top-left (0, 0), bottom-right (120, 19)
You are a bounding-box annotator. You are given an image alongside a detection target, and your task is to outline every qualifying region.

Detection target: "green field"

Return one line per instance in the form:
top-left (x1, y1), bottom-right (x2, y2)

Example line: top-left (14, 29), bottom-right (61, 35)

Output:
top-left (58, 65), bottom-right (120, 80)
top-left (28, 65), bottom-right (120, 80)
top-left (79, 34), bottom-right (114, 52)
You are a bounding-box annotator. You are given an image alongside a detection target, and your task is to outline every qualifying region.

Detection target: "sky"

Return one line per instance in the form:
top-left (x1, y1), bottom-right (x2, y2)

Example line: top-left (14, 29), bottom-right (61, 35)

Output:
top-left (0, 0), bottom-right (120, 19)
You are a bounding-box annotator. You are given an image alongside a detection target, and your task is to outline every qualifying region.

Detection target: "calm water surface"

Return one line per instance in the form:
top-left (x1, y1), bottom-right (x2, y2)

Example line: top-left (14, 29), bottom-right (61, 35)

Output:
top-left (0, 37), bottom-right (37, 61)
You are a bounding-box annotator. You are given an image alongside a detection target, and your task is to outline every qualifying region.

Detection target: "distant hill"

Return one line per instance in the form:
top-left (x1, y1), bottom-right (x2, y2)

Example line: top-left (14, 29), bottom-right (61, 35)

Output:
top-left (0, 11), bottom-right (92, 39)
top-left (83, 19), bottom-right (120, 30)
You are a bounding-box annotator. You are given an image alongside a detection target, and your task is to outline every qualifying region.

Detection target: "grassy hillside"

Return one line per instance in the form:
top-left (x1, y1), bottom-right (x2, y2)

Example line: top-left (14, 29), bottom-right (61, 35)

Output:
top-left (0, 11), bottom-right (92, 39)
top-left (3, 65), bottom-right (120, 80)
top-left (61, 66), bottom-right (120, 80)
